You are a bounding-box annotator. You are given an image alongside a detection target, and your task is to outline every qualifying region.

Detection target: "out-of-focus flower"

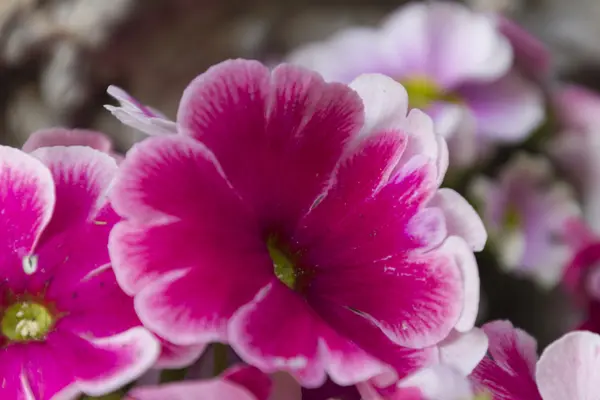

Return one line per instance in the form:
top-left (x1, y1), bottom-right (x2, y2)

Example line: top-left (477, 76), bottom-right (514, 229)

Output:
top-left (471, 320), bottom-right (600, 400)
top-left (105, 86), bottom-right (178, 137)
top-left (549, 84), bottom-right (600, 231)
top-left (470, 153), bottom-right (579, 287)
top-left (358, 365), bottom-right (475, 400)
top-left (0, 145), bottom-right (160, 398)
top-left (22, 127), bottom-right (124, 163)
top-left (288, 2), bottom-right (544, 167)
top-left (108, 60), bottom-right (486, 387)
top-left (128, 365), bottom-right (275, 400)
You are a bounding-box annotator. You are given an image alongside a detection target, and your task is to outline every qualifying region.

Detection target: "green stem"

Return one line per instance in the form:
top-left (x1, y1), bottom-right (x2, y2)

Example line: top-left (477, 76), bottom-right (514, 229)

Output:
top-left (159, 367), bottom-right (188, 383)
top-left (213, 342), bottom-right (229, 376)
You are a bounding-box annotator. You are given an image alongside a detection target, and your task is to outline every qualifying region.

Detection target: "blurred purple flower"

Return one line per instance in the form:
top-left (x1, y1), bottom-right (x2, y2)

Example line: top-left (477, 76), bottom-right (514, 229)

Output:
top-left (549, 85), bottom-right (600, 230)
top-left (471, 320), bottom-right (600, 400)
top-left (470, 153), bottom-right (579, 287)
top-left (108, 60), bottom-right (486, 387)
top-left (288, 2), bottom-right (544, 167)
top-left (0, 145), bottom-right (160, 398)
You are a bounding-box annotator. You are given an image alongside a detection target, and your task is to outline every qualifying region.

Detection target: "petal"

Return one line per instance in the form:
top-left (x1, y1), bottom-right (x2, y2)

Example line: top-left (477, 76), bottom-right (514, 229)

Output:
top-left (0, 146), bottom-right (54, 291)
top-left (288, 27), bottom-right (393, 83)
top-left (536, 331), bottom-right (600, 400)
top-left (52, 267), bottom-right (140, 338)
top-left (110, 134), bottom-right (251, 225)
top-left (0, 345), bottom-right (36, 400)
top-left (470, 320), bottom-right (541, 400)
top-left (22, 128), bottom-right (113, 153)
top-left (223, 365), bottom-right (273, 400)
top-left (397, 365), bottom-right (473, 400)
top-left (313, 249), bottom-right (462, 349)
top-left (105, 86), bottom-right (178, 136)
top-left (228, 282), bottom-right (324, 388)
top-left (127, 380), bottom-right (256, 400)
top-left (381, 2), bottom-right (512, 88)
top-left (135, 263), bottom-right (269, 345)
top-left (437, 328), bottom-right (488, 375)
top-left (438, 236), bottom-right (481, 332)
top-left (428, 188), bottom-right (487, 252)
top-left (177, 59), bottom-right (363, 226)
top-left (459, 72), bottom-right (544, 142)
top-left (30, 146), bottom-right (117, 243)
top-left (348, 74), bottom-right (409, 135)
top-left (48, 328), bottom-right (160, 396)
top-left (155, 340), bottom-right (206, 369)
top-left (21, 343), bottom-right (79, 400)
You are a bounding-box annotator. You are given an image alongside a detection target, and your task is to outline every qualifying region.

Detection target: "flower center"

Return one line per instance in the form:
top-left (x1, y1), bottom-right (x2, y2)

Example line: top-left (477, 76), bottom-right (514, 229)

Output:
top-left (504, 204), bottom-right (521, 231)
top-left (401, 76), bottom-right (460, 109)
top-left (268, 236), bottom-right (297, 289)
top-left (1, 301), bottom-right (54, 342)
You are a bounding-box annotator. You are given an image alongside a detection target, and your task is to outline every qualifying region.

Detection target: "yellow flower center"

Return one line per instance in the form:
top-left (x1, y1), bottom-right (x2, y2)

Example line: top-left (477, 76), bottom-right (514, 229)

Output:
top-left (1, 301), bottom-right (53, 342)
top-left (401, 76), bottom-right (461, 109)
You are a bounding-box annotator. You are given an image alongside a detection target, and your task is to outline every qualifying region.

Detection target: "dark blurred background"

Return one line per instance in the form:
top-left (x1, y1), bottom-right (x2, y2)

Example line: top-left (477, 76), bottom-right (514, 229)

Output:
top-left (1, 0), bottom-right (596, 347)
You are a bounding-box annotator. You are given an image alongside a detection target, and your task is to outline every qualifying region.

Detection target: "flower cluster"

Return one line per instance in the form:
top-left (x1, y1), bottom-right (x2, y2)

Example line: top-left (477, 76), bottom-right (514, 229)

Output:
top-left (2, 1), bottom-right (600, 399)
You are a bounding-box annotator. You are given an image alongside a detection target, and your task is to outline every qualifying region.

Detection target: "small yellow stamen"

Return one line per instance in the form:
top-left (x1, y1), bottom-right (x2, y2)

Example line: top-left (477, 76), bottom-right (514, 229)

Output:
top-left (401, 76), bottom-right (462, 109)
top-left (2, 301), bottom-right (53, 342)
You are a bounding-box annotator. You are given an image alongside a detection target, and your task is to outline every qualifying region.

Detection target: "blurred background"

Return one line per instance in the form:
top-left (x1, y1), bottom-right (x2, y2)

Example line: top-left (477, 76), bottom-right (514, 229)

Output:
top-left (2, 0), bottom-right (598, 347)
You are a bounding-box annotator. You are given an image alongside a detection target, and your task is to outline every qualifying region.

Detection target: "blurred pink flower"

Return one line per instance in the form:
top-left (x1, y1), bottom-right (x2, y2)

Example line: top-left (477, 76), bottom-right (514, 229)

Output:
top-left (358, 365), bottom-right (475, 400)
top-left (470, 153), bottom-right (579, 287)
top-left (549, 85), bottom-right (600, 231)
top-left (288, 2), bottom-right (544, 167)
top-left (128, 365), bottom-right (275, 400)
top-left (22, 128), bottom-right (124, 164)
top-left (108, 60), bottom-right (486, 387)
top-left (0, 145), bottom-right (160, 398)
top-left (471, 320), bottom-right (600, 400)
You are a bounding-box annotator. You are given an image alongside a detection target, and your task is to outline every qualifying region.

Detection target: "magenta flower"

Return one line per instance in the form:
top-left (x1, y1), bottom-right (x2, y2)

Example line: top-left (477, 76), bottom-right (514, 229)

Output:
top-left (470, 153), bottom-right (579, 287)
top-left (108, 60), bottom-right (486, 387)
top-left (128, 366), bottom-right (275, 400)
top-left (0, 145), bottom-right (160, 399)
top-left (471, 320), bottom-right (600, 400)
top-left (287, 2), bottom-right (544, 167)
top-left (549, 85), bottom-right (600, 230)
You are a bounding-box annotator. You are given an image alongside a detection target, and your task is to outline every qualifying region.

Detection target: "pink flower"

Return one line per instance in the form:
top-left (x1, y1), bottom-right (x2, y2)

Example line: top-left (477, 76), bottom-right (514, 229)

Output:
top-left (471, 320), bottom-right (600, 400)
top-left (548, 85), bottom-right (600, 231)
top-left (22, 128), bottom-right (207, 370)
top-left (109, 60), bottom-right (486, 387)
top-left (0, 145), bottom-right (160, 398)
top-left (358, 365), bottom-right (475, 400)
top-left (287, 2), bottom-right (544, 167)
top-left (128, 366), bottom-right (275, 400)
top-left (105, 86), bottom-right (178, 136)
top-left (469, 153), bottom-right (579, 287)
top-left (22, 128), bottom-right (124, 163)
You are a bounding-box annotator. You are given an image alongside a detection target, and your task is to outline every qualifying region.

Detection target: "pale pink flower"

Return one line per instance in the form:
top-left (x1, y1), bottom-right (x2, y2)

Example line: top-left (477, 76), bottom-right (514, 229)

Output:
top-left (0, 145), bottom-right (160, 399)
top-left (288, 2), bottom-right (544, 167)
top-left (109, 60), bottom-right (485, 387)
top-left (471, 320), bottom-right (600, 400)
top-left (549, 85), bottom-right (600, 231)
top-left (128, 366), bottom-right (275, 400)
top-left (470, 153), bottom-right (579, 287)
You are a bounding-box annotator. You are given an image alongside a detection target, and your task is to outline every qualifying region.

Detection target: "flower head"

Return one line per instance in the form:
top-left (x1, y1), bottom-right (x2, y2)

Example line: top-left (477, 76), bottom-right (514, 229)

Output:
top-left (0, 145), bottom-right (160, 398)
top-left (549, 85), bottom-right (600, 231)
top-left (471, 320), bottom-right (600, 400)
top-left (470, 153), bottom-right (579, 287)
top-left (109, 59), bottom-right (485, 387)
top-left (288, 2), bottom-right (544, 167)
top-left (127, 366), bottom-right (274, 400)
